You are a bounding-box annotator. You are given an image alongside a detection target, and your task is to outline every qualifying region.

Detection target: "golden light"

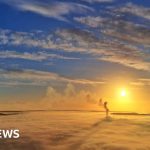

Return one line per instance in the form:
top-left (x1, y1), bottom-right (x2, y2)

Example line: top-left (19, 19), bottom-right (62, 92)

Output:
top-left (113, 86), bottom-right (134, 111)
top-left (120, 89), bottom-right (126, 97)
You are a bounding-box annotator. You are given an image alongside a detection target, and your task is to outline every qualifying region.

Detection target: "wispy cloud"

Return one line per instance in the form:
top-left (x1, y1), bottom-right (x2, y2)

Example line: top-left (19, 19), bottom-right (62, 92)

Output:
top-left (0, 69), bottom-right (105, 86)
top-left (0, 1), bottom-right (150, 71)
top-left (0, 27), bottom-right (150, 71)
top-left (0, 50), bottom-right (79, 61)
top-left (73, 14), bottom-right (150, 70)
top-left (54, 28), bottom-right (150, 71)
top-left (116, 3), bottom-right (150, 20)
top-left (130, 78), bottom-right (150, 86)
top-left (0, 0), bottom-right (93, 21)
top-left (81, 0), bottom-right (114, 3)
top-left (0, 50), bottom-right (46, 61)
top-left (74, 15), bottom-right (150, 44)
top-left (74, 16), bottom-right (106, 28)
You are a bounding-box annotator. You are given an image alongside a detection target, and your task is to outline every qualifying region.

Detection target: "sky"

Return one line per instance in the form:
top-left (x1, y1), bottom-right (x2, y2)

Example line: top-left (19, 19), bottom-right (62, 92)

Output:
top-left (0, 0), bottom-right (150, 112)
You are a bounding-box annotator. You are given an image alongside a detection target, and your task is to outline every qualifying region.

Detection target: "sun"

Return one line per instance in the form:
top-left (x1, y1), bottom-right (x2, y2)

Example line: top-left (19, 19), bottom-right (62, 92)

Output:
top-left (120, 89), bottom-right (126, 97)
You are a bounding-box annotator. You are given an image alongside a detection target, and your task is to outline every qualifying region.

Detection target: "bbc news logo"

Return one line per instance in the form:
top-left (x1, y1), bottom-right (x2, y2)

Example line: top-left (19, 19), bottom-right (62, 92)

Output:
top-left (0, 129), bottom-right (20, 139)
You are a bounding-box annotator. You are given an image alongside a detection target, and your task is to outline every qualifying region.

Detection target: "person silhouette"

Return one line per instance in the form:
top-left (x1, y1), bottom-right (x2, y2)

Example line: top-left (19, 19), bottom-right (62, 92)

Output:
top-left (104, 101), bottom-right (109, 117)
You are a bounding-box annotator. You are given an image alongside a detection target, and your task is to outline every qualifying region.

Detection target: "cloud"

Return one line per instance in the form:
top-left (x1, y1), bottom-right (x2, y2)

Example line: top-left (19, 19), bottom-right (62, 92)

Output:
top-left (130, 78), bottom-right (150, 87)
top-left (74, 15), bottom-right (150, 44)
top-left (0, 0), bottom-right (93, 21)
top-left (0, 1), bottom-right (149, 72)
top-left (0, 109), bottom-right (150, 149)
top-left (81, 0), bottom-right (114, 3)
top-left (82, 0), bottom-right (115, 3)
top-left (42, 83), bottom-right (98, 109)
top-left (0, 69), bottom-right (105, 86)
top-left (73, 15), bottom-right (150, 70)
top-left (0, 50), bottom-right (46, 61)
top-left (0, 27), bottom-right (150, 71)
top-left (97, 50), bottom-right (147, 71)
top-left (0, 50), bottom-right (79, 61)
top-left (55, 28), bottom-right (150, 71)
top-left (116, 3), bottom-right (150, 20)
top-left (74, 16), bottom-right (106, 28)
top-left (138, 78), bottom-right (150, 86)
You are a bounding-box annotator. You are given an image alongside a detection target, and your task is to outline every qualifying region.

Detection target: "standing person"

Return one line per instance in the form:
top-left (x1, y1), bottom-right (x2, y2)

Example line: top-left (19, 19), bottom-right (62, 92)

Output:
top-left (104, 101), bottom-right (109, 117)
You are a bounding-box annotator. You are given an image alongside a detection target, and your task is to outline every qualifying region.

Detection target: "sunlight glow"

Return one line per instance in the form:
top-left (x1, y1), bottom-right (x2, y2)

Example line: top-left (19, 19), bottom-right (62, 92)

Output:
top-left (121, 90), bottom-right (126, 97)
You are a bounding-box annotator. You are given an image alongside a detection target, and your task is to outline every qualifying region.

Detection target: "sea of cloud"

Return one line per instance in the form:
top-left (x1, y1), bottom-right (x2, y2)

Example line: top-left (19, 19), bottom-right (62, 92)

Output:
top-left (0, 111), bottom-right (150, 150)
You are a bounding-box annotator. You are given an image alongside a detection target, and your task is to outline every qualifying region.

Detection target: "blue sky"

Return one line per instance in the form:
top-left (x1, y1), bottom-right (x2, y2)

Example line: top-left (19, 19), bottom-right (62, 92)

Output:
top-left (0, 0), bottom-right (150, 111)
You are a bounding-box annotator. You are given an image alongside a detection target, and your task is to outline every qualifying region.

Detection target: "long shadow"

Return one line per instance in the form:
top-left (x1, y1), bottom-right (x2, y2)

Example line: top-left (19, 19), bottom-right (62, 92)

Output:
top-left (92, 116), bottom-right (113, 127)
